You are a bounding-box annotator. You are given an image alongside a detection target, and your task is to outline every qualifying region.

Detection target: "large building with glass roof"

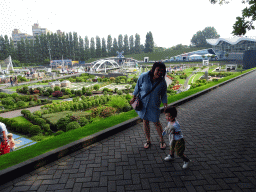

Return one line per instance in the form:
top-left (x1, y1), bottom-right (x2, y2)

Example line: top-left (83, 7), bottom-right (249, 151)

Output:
top-left (206, 36), bottom-right (256, 60)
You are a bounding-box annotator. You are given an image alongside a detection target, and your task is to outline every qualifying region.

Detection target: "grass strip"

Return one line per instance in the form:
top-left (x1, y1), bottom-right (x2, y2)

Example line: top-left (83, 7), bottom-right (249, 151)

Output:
top-left (0, 67), bottom-right (255, 170)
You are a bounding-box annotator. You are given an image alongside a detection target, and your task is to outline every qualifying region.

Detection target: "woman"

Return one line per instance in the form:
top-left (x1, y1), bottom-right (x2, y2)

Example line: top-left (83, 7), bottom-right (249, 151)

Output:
top-left (131, 62), bottom-right (168, 149)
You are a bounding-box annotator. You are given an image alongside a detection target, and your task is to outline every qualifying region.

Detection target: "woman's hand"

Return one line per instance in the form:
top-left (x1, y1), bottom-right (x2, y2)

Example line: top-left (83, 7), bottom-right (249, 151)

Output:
top-left (163, 103), bottom-right (167, 112)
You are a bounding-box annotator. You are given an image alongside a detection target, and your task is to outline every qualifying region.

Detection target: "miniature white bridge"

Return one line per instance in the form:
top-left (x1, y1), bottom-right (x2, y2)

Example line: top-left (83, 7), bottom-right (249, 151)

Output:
top-left (91, 60), bottom-right (120, 72)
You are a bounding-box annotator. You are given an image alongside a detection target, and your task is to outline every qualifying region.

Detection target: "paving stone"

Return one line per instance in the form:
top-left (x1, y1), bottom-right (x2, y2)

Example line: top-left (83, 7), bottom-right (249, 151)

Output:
top-left (2, 70), bottom-right (256, 191)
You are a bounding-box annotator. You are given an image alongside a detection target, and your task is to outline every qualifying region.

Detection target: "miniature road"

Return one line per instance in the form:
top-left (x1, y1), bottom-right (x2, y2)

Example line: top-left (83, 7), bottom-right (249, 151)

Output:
top-left (1, 70), bottom-right (256, 191)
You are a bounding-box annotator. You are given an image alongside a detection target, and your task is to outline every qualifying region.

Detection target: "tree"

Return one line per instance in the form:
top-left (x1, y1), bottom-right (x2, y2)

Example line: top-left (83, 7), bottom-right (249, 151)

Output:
top-left (73, 32), bottom-right (79, 60)
top-left (135, 33), bottom-right (141, 53)
top-left (129, 35), bottom-right (134, 54)
top-left (144, 31), bottom-right (154, 53)
top-left (210, 0), bottom-right (256, 35)
top-left (96, 36), bottom-right (102, 58)
top-left (17, 38), bottom-right (26, 63)
top-left (3, 35), bottom-right (10, 59)
top-left (191, 27), bottom-right (220, 47)
top-left (118, 34), bottom-right (123, 52)
top-left (123, 34), bottom-right (129, 54)
top-left (112, 38), bottom-right (118, 56)
top-left (84, 36), bottom-right (90, 60)
top-left (102, 37), bottom-right (107, 57)
top-left (90, 37), bottom-right (96, 58)
top-left (107, 35), bottom-right (112, 56)
top-left (79, 36), bottom-right (85, 61)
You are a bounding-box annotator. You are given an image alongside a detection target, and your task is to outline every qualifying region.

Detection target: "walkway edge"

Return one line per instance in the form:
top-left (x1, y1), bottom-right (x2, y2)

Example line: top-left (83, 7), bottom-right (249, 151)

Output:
top-left (0, 69), bottom-right (255, 185)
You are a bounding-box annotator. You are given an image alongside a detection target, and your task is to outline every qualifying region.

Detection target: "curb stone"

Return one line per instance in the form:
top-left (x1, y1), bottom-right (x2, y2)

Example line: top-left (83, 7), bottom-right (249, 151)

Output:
top-left (0, 69), bottom-right (255, 185)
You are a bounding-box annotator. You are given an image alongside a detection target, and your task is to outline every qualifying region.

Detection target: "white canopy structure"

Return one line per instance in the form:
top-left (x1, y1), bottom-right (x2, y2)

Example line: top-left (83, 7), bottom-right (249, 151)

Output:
top-left (91, 60), bottom-right (120, 72)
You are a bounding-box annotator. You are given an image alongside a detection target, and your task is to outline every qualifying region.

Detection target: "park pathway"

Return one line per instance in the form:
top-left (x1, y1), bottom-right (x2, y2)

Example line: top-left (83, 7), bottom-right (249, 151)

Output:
top-left (1, 70), bottom-right (256, 191)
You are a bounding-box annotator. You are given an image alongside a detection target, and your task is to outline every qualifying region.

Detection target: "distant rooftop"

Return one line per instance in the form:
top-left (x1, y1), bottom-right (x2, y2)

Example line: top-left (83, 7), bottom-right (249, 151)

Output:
top-left (207, 36), bottom-right (256, 45)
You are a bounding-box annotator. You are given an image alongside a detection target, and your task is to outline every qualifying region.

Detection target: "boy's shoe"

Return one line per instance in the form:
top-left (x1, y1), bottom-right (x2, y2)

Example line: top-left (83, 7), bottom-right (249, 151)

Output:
top-left (182, 160), bottom-right (191, 169)
top-left (164, 154), bottom-right (175, 161)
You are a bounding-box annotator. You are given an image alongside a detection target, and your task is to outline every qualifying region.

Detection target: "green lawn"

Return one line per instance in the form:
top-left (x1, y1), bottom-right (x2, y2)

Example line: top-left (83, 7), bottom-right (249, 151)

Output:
top-left (0, 67), bottom-right (255, 171)
top-left (189, 72), bottom-right (204, 84)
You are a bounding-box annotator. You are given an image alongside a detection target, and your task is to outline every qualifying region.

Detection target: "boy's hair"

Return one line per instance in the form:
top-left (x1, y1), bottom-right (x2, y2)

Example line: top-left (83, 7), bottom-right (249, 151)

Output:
top-left (7, 133), bottom-right (13, 138)
top-left (165, 106), bottom-right (177, 118)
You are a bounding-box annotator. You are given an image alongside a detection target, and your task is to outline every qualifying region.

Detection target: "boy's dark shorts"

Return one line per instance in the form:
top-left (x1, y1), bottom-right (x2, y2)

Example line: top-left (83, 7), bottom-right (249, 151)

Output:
top-left (171, 138), bottom-right (186, 157)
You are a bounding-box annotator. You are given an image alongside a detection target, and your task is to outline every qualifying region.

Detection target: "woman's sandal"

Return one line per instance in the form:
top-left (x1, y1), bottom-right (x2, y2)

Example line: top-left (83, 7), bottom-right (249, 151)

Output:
top-left (144, 141), bottom-right (151, 149)
top-left (160, 141), bottom-right (166, 150)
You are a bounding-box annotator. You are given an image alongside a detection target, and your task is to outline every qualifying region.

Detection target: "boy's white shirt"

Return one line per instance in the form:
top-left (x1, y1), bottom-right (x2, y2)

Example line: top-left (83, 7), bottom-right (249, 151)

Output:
top-left (162, 122), bottom-right (175, 146)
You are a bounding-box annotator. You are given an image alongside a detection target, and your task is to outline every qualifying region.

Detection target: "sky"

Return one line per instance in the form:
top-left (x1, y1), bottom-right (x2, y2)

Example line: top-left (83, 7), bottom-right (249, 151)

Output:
top-left (0, 0), bottom-right (255, 48)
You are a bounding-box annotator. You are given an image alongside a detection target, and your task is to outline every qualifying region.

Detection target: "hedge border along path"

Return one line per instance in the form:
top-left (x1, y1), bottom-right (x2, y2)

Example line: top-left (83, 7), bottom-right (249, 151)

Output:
top-left (0, 68), bottom-right (255, 185)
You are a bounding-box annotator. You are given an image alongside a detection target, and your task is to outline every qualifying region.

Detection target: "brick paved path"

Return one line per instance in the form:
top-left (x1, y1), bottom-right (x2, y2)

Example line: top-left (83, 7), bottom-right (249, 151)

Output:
top-left (1, 71), bottom-right (256, 192)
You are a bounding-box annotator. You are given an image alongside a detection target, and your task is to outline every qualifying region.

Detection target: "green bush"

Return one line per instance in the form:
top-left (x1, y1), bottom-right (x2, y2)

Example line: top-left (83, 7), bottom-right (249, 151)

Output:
top-left (116, 90), bottom-right (122, 95)
top-left (56, 117), bottom-right (71, 131)
top-left (29, 125), bottom-right (42, 136)
top-left (16, 101), bottom-right (26, 108)
top-left (54, 86), bottom-right (61, 91)
top-left (86, 91), bottom-right (92, 96)
top-left (93, 84), bottom-right (100, 91)
top-left (66, 121), bottom-right (81, 132)
top-left (33, 111), bottom-right (42, 117)
top-left (41, 124), bottom-right (51, 133)
top-left (1, 97), bottom-right (15, 106)
top-left (79, 117), bottom-right (89, 127)
top-left (29, 101), bottom-right (36, 106)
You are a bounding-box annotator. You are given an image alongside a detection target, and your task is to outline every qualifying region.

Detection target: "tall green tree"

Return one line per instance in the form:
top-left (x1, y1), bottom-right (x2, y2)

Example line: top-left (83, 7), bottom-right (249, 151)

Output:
top-left (135, 33), bottom-right (141, 54)
top-left (210, 0), bottom-right (256, 35)
top-left (17, 38), bottom-right (26, 63)
top-left (118, 34), bottom-right (123, 52)
top-left (144, 31), bottom-right (154, 53)
top-left (107, 35), bottom-right (112, 56)
top-left (0, 36), bottom-right (4, 60)
top-left (68, 32), bottom-right (74, 59)
top-left (3, 35), bottom-right (10, 59)
top-left (9, 38), bottom-right (17, 61)
top-left (102, 37), bottom-right (107, 57)
top-left (129, 35), bottom-right (134, 54)
top-left (95, 36), bottom-right (102, 58)
top-left (79, 36), bottom-right (85, 61)
top-left (112, 38), bottom-right (118, 56)
top-left (123, 34), bottom-right (129, 54)
top-left (73, 32), bottom-right (79, 60)
top-left (191, 27), bottom-right (220, 47)
top-left (90, 37), bottom-right (96, 58)
top-left (84, 36), bottom-right (90, 60)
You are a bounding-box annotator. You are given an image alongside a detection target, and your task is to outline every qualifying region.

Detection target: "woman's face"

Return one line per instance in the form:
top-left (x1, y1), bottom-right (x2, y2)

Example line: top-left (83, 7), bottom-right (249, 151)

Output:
top-left (153, 67), bottom-right (164, 79)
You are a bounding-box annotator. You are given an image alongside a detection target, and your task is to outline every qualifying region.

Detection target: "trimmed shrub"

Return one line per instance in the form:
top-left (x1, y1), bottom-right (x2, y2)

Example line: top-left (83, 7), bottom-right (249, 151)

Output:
top-left (54, 86), bottom-right (61, 91)
top-left (66, 121), bottom-right (81, 132)
top-left (56, 117), bottom-right (71, 131)
top-left (100, 106), bottom-right (117, 118)
top-left (29, 125), bottom-right (42, 136)
top-left (79, 117), bottom-right (89, 127)
top-left (29, 101), bottom-right (36, 106)
top-left (41, 124), bottom-right (51, 133)
top-left (17, 101), bottom-right (26, 108)
top-left (33, 111), bottom-right (42, 117)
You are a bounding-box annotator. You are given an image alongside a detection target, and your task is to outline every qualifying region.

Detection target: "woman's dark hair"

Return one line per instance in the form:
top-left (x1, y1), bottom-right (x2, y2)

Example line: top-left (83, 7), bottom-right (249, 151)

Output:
top-left (149, 62), bottom-right (166, 78)
top-left (165, 106), bottom-right (177, 118)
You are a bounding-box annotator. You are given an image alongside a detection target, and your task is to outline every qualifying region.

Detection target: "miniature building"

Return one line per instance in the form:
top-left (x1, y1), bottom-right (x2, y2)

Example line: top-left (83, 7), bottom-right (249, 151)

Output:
top-left (61, 80), bottom-right (71, 88)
